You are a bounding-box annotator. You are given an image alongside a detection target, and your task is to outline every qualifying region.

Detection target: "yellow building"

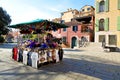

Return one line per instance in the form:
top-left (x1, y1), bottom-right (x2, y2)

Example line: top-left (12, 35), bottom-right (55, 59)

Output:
top-left (95, 0), bottom-right (120, 50)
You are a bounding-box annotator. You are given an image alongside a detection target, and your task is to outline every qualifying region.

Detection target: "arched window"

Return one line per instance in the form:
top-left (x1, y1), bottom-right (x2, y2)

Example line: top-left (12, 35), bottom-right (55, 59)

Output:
top-left (99, 1), bottom-right (105, 12)
top-left (99, 19), bottom-right (104, 31)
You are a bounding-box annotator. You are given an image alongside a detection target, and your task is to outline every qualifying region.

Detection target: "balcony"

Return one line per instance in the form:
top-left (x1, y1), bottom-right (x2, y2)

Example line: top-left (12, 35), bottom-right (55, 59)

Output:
top-left (74, 11), bottom-right (94, 18)
top-left (74, 11), bottom-right (94, 24)
top-left (79, 11), bottom-right (94, 17)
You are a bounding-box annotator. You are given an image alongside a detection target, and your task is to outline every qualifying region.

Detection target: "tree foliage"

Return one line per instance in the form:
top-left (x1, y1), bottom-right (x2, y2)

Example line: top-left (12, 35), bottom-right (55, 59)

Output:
top-left (0, 7), bottom-right (11, 35)
top-left (0, 36), bottom-right (5, 43)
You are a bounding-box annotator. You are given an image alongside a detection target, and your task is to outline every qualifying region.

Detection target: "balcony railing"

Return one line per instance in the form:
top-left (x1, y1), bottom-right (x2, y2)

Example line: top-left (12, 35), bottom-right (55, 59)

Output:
top-left (74, 11), bottom-right (94, 18)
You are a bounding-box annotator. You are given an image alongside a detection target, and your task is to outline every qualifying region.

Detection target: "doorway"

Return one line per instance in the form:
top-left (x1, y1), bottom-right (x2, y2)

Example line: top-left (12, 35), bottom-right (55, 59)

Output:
top-left (71, 37), bottom-right (77, 48)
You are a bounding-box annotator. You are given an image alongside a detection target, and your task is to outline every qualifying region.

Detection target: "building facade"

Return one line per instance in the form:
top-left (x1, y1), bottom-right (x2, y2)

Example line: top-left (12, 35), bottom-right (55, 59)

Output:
top-left (52, 6), bottom-right (95, 48)
top-left (95, 0), bottom-right (120, 49)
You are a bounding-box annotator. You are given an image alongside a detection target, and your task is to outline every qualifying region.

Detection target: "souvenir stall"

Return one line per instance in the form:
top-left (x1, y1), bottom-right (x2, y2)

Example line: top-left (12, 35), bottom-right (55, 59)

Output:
top-left (9, 19), bottom-right (67, 69)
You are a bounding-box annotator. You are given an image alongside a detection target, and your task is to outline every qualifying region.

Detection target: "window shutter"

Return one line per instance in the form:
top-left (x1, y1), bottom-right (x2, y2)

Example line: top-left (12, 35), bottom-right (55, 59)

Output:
top-left (105, 0), bottom-right (109, 12)
top-left (105, 18), bottom-right (109, 31)
top-left (118, 0), bottom-right (120, 9)
top-left (95, 19), bottom-right (99, 32)
top-left (117, 16), bottom-right (120, 30)
top-left (96, 1), bottom-right (99, 13)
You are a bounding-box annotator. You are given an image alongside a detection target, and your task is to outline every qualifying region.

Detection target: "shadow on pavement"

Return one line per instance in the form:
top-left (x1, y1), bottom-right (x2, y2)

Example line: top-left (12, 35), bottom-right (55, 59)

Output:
top-left (63, 48), bottom-right (84, 52)
top-left (39, 58), bottom-right (120, 80)
top-left (0, 54), bottom-right (120, 80)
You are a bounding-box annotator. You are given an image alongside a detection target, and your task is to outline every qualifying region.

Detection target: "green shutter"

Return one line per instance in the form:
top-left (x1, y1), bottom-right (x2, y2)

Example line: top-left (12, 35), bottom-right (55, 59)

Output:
top-left (96, 1), bottom-right (99, 13)
top-left (118, 0), bottom-right (120, 9)
top-left (95, 19), bottom-right (99, 32)
top-left (105, 0), bottom-right (109, 12)
top-left (117, 16), bottom-right (120, 30)
top-left (105, 18), bottom-right (109, 31)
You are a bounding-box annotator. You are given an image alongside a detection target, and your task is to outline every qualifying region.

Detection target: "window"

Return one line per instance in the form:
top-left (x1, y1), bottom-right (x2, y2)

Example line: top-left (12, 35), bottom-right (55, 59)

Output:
top-left (62, 37), bottom-right (66, 43)
top-left (72, 26), bottom-right (78, 32)
top-left (63, 28), bottom-right (66, 31)
top-left (53, 30), bottom-right (56, 32)
top-left (99, 19), bottom-right (104, 31)
top-left (81, 26), bottom-right (91, 32)
top-left (87, 8), bottom-right (91, 11)
top-left (72, 11), bottom-right (74, 14)
top-left (61, 20), bottom-right (65, 24)
top-left (82, 9), bottom-right (84, 11)
top-left (99, 35), bottom-right (105, 42)
top-left (99, 1), bottom-right (105, 12)
top-left (109, 35), bottom-right (117, 45)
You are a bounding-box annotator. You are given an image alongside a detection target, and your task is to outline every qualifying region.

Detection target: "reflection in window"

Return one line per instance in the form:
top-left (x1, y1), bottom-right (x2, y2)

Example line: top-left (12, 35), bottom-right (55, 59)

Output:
top-left (99, 1), bottom-right (105, 12)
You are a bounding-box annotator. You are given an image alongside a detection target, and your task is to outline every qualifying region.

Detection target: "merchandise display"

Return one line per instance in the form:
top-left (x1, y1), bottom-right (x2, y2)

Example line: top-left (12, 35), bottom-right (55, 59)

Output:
top-left (10, 19), bottom-right (65, 69)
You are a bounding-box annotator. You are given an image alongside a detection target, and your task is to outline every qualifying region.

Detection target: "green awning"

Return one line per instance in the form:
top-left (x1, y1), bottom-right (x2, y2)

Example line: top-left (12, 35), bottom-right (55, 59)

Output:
top-left (8, 19), bottom-right (45, 28)
top-left (8, 19), bottom-right (68, 29)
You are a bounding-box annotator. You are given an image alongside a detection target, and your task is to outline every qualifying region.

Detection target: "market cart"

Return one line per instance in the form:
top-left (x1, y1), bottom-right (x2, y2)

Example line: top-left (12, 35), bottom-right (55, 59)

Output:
top-left (9, 19), bottom-right (67, 68)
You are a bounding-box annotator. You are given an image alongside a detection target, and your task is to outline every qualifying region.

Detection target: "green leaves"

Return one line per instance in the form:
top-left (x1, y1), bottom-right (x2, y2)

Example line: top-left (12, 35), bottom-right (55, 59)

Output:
top-left (0, 7), bottom-right (11, 35)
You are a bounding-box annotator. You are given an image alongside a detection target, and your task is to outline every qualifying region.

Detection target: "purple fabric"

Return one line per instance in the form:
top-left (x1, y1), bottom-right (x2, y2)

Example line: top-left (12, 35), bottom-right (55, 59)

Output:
top-left (40, 43), bottom-right (48, 49)
top-left (29, 41), bottom-right (36, 48)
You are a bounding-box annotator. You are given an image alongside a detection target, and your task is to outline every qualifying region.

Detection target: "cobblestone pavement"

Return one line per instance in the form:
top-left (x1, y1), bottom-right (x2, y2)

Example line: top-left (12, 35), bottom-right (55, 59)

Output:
top-left (0, 43), bottom-right (120, 80)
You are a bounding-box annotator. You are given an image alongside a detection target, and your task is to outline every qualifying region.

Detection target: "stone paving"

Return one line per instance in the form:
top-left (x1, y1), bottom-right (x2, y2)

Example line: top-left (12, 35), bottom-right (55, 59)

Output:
top-left (0, 43), bottom-right (120, 80)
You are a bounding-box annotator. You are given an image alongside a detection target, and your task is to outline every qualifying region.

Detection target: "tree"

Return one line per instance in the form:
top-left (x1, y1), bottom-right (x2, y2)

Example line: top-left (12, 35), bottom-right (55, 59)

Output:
top-left (0, 7), bottom-right (11, 35)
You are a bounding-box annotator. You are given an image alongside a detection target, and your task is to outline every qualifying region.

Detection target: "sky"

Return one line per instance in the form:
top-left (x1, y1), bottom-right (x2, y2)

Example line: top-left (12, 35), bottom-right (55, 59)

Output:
top-left (0, 0), bottom-right (94, 25)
